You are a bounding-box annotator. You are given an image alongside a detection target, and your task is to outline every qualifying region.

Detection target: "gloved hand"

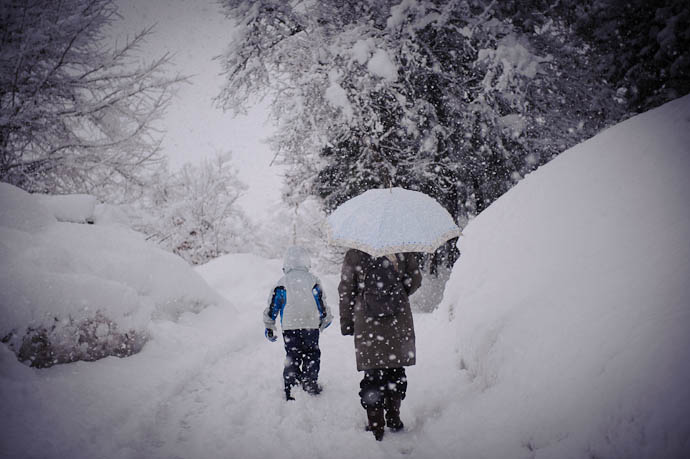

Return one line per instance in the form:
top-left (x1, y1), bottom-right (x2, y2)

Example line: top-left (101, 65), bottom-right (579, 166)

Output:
top-left (319, 317), bottom-right (332, 332)
top-left (265, 328), bottom-right (277, 342)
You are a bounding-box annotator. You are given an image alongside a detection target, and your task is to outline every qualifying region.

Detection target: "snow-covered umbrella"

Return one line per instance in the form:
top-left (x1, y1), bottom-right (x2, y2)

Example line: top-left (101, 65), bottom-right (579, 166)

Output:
top-left (326, 187), bottom-right (462, 257)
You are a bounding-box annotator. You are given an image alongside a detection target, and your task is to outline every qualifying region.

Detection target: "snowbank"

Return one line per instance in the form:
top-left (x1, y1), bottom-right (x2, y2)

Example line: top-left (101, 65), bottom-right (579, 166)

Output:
top-left (196, 252), bottom-right (283, 306)
top-left (35, 193), bottom-right (96, 223)
top-left (0, 183), bottom-right (224, 366)
top-left (435, 95), bottom-right (690, 457)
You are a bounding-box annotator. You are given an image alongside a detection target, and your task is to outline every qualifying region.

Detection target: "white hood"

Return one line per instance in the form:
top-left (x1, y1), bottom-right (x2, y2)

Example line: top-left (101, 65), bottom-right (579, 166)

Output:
top-left (283, 246), bottom-right (311, 273)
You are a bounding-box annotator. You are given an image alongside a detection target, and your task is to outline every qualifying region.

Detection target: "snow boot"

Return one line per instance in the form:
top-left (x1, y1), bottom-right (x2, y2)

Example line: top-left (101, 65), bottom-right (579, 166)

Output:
top-left (384, 397), bottom-right (404, 432)
top-left (302, 381), bottom-right (322, 396)
top-left (366, 406), bottom-right (385, 441)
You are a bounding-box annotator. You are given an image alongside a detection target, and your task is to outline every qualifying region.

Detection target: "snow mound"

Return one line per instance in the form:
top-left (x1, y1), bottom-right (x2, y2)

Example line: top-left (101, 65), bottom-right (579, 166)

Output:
top-left (0, 182), bottom-right (55, 232)
top-left (196, 252), bottom-right (283, 308)
top-left (436, 95), bottom-right (690, 457)
top-left (0, 183), bottom-right (224, 367)
top-left (93, 202), bottom-right (131, 227)
top-left (35, 193), bottom-right (96, 223)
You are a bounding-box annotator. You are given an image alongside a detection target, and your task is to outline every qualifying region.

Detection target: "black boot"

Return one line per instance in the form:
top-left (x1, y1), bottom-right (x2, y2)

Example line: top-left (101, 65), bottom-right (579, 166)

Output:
top-left (366, 406), bottom-right (385, 441)
top-left (285, 381), bottom-right (297, 401)
top-left (385, 397), bottom-right (404, 432)
top-left (302, 380), bottom-right (322, 395)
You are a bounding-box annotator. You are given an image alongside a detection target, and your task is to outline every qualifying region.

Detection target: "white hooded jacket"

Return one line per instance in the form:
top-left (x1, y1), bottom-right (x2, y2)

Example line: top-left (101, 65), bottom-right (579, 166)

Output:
top-left (264, 247), bottom-right (332, 332)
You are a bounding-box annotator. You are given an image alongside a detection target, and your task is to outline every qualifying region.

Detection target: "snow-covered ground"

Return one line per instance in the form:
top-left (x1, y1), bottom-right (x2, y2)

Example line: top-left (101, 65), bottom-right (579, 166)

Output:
top-left (431, 94), bottom-right (690, 458)
top-left (2, 95), bottom-right (689, 458)
top-left (0, 184), bottom-right (223, 367)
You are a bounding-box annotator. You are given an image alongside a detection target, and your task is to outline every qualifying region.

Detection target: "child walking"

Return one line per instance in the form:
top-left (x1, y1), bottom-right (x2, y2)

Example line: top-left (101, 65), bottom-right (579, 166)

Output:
top-left (264, 246), bottom-right (332, 400)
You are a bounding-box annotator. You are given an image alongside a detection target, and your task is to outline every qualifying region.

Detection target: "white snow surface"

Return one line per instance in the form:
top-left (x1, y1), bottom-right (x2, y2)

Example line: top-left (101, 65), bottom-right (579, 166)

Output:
top-left (1, 95), bottom-right (690, 458)
top-left (436, 94), bottom-right (690, 458)
top-left (35, 193), bottom-right (97, 223)
top-left (0, 183), bottom-right (223, 342)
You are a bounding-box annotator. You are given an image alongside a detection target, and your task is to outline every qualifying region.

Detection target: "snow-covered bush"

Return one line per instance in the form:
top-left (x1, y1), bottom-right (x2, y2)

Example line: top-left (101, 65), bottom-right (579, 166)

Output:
top-left (132, 153), bottom-right (253, 265)
top-left (0, 183), bottom-right (223, 367)
top-left (35, 193), bottom-right (97, 223)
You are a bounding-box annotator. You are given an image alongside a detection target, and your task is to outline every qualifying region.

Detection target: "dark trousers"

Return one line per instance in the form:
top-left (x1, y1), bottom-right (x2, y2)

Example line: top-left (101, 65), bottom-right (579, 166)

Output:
top-left (283, 329), bottom-right (321, 393)
top-left (359, 367), bottom-right (407, 409)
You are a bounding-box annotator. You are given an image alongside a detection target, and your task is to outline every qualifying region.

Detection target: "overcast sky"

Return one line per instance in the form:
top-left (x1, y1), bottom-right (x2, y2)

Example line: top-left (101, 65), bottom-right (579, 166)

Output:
top-left (111, 0), bottom-right (283, 223)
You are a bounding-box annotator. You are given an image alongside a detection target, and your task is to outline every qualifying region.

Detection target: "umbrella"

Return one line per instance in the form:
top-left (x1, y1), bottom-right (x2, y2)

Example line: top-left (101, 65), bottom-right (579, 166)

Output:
top-left (326, 187), bottom-right (462, 257)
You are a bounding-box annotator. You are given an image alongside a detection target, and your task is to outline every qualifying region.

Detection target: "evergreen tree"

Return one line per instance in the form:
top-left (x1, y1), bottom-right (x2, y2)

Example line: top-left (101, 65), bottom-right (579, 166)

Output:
top-left (570, 0), bottom-right (689, 112)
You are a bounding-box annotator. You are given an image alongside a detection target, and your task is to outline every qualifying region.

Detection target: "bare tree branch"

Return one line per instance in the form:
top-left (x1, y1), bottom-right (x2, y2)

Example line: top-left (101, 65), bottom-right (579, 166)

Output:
top-left (0, 0), bottom-right (184, 199)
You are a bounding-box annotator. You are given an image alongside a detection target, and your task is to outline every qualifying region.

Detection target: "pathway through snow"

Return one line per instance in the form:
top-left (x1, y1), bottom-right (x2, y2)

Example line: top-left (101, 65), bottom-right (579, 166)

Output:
top-left (127, 254), bottom-right (468, 459)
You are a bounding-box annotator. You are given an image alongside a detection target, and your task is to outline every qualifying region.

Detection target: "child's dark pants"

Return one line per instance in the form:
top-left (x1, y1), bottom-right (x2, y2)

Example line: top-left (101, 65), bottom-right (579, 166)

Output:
top-left (283, 329), bottom-right (320, 396)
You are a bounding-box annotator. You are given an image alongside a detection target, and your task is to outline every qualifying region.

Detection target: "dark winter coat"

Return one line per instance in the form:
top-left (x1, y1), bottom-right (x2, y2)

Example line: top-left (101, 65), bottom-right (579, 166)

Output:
top-left (338, 249), bottom-right (422, 371)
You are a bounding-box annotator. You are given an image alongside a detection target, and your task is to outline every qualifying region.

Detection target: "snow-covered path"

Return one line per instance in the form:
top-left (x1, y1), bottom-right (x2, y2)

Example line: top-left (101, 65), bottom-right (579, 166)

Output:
top-left (131, 253), bottom-right (463, 459)
top-left (1, 252), bottom-right (471, 459)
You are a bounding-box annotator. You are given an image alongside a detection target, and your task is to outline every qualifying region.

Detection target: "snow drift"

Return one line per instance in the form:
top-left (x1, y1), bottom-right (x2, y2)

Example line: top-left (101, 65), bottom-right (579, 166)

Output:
top-left (0, 184), bottom-right (223, 367)
top-left (35, 192), bottom-right (97, 223)
top-left (434, 95), bottom-right (690, 457)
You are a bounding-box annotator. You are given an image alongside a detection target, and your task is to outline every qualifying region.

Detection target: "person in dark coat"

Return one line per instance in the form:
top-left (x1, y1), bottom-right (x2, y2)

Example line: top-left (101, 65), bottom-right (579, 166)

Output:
top-left (338, 248), bottom-right (422, 441)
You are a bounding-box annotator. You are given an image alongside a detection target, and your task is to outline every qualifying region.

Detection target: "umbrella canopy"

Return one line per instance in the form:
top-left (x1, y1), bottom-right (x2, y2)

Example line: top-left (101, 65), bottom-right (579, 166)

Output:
top-left (326, 187), bottom-right (461, 257)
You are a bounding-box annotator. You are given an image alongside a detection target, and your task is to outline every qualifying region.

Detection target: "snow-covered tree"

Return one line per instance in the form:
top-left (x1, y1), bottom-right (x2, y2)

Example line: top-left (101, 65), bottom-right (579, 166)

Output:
top-left (216, 0), bottom-right (622, 244)
top-left (0, 0), bottom-right (183, 198)
top-left (134, 153), bottom-right (252, 265)
top-left (569, 0), bottom-right (689, 113)
top-left (252, 195), bottom-right (341, 272)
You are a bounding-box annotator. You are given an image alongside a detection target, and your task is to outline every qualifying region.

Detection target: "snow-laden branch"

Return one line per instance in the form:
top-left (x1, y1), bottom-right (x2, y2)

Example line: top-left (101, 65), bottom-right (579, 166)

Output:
top-left (0, 0), bottom-right (186, 198)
